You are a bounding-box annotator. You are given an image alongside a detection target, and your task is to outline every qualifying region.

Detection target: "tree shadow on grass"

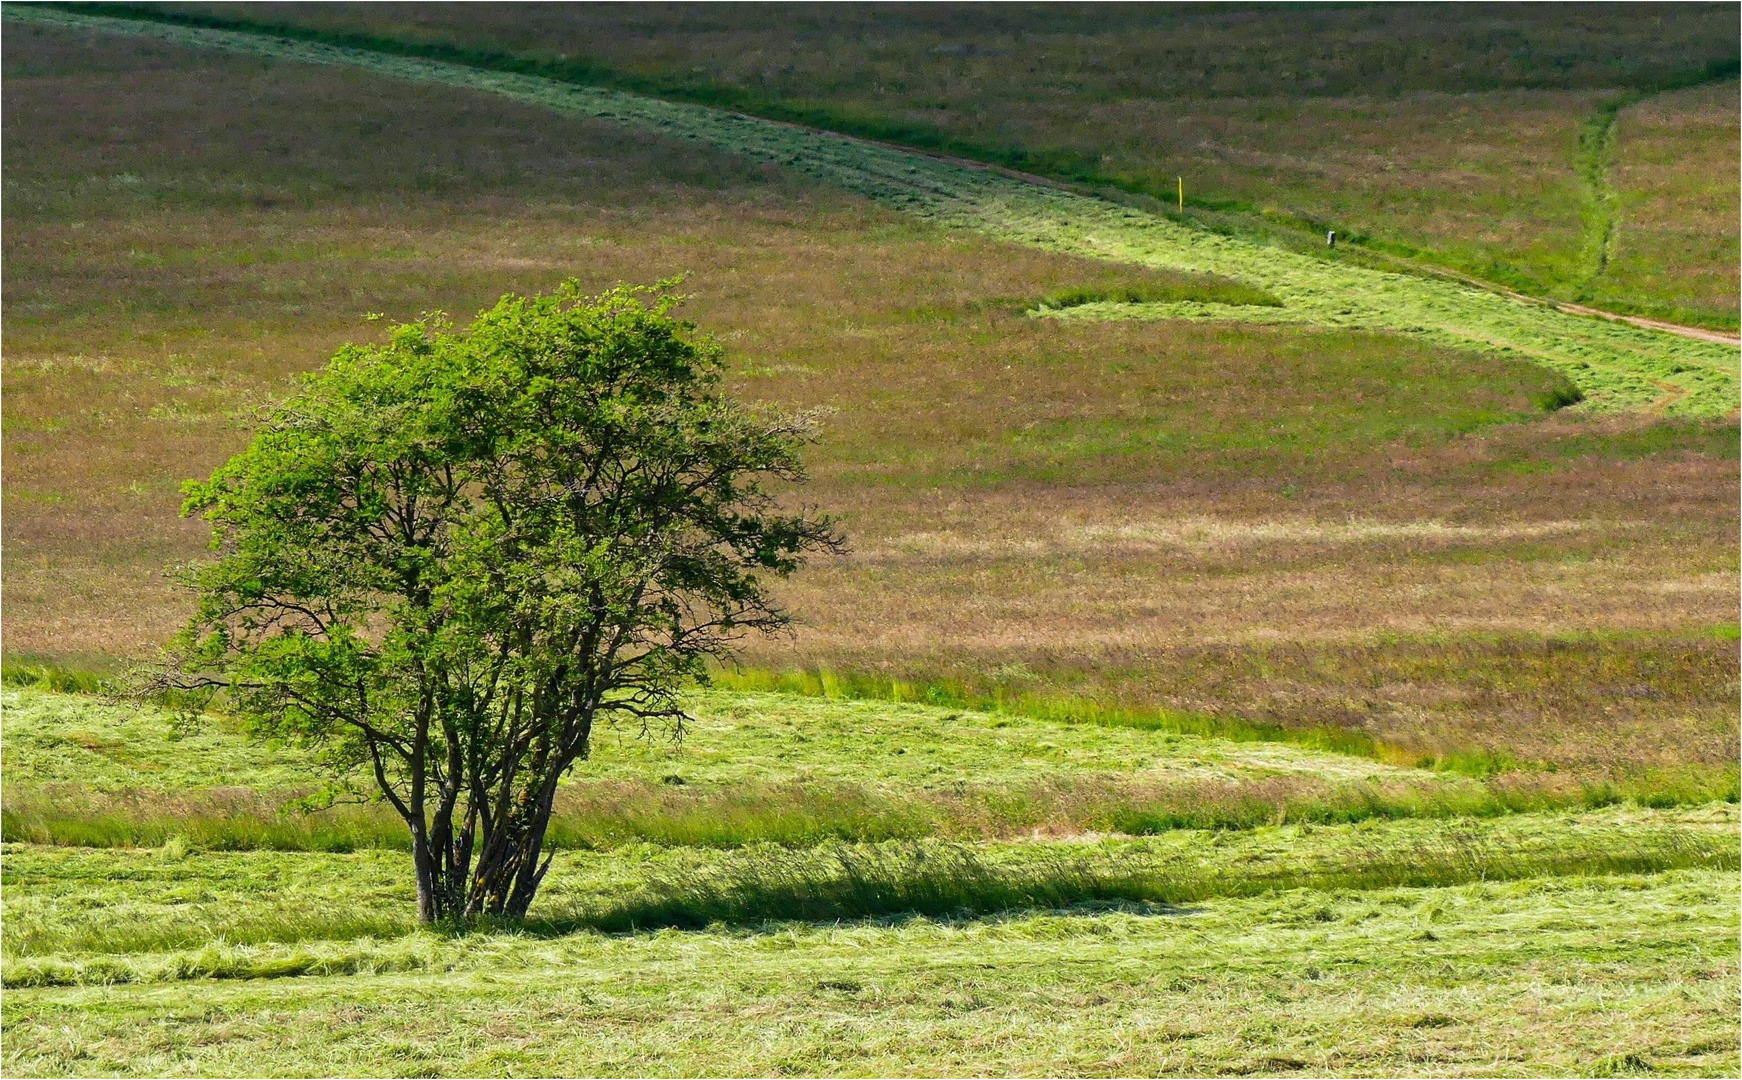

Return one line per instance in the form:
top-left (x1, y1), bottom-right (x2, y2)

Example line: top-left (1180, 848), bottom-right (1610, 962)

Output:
top-left (513, 831), bottom-right (1737, 938)
top-left (515, 842), bottom-right (1200, 937)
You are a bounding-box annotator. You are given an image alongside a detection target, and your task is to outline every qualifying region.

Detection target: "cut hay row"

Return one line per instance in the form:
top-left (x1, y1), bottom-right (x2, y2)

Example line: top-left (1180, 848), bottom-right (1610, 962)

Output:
top-left (14, 6), bottom-right (1737, 416)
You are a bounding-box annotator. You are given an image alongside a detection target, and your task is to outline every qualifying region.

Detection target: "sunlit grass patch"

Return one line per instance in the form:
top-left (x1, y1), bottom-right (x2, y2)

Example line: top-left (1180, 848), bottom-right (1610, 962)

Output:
top-left (4, 805), bottom-right (1734, 981)
top-left (7, 686), bottom-right (1734, 859)
top-left (3, 861), bottom-right (1734, 1074)
top-left (0, 661), bottom-right (113, 695)
top-left (14, 769), bottom-right (1734, 856)
top-left (10, 682), bottom-right (1728, 867)
top-left (1034, 276), bottom-right (1280, 311)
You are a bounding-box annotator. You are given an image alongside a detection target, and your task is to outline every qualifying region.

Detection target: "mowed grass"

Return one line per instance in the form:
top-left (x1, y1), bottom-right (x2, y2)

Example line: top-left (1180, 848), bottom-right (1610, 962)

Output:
top-left (3, 873), bottom-right (1736, 1077)
top-left (151, 1), bottom-right (1742, 325)
top-left (3, 17), bottom-right (1736, 780)
top-left (6, 807), bottom-right (1737, 971)
top-left (18, 684), bottom-right (1732, 855)
top-left (3, 684), bottom-right (1738, 1074)
top-left (2, 16), bottom-right (1737, 1079)
top-left (3, 813), bottom-right (1737, 1074)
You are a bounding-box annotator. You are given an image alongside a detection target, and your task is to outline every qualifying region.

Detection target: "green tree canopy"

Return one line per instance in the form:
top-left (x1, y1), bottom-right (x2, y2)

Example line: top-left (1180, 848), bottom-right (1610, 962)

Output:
top-left (163, 280), bottom-right (840, 922)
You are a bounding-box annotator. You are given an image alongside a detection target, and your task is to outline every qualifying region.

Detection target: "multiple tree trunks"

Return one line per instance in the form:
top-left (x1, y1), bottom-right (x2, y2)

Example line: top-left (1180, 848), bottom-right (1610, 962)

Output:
top-left (162, 282), bottom-right (840, 923)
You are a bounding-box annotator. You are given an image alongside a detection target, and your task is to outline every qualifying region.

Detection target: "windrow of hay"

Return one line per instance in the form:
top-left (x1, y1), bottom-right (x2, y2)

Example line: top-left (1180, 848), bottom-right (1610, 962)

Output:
top-left (6, 817), bottom-right (1734, 984)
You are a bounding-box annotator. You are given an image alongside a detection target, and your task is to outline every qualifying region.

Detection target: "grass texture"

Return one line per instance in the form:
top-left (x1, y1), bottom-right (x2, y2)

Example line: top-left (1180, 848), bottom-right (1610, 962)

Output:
top-left (1035, 277), bottom-right (1283, 311)
top-left (5, 20), bottom-right (1732, 777)
top-left (6, 811), bottom-right (1737, 975)
top-left (3, 690), bottom-right (1737, 1073)
top-left (1, 16), bottom-right (1736, 1075)
top-left (3, 814), bottom-right (1737, 1074)
top-left (98, 2), bottom-right (1742, 327)
top-left (12, 6), bottom-right (1736, 416)
top-left (6, 686), bottom-right (1735, 854)
top-left (1597, 79), bottom-right (1742, 326)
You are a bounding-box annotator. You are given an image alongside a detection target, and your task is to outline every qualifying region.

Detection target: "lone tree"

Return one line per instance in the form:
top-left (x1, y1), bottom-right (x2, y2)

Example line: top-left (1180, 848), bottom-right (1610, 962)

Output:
top-left (161, 281), bottom-right (840, 922)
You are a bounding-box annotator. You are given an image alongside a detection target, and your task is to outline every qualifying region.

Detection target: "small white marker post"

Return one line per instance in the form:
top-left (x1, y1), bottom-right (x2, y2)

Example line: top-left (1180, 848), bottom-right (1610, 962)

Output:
top-left (1327, 230), bottom-right (1336, 248)
top-left (1177, 176), bottom-right (1184, 213)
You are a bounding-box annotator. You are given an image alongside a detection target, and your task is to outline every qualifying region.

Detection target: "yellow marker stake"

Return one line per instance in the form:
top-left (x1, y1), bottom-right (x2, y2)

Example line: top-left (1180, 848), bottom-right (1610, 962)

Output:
top-left (1177, 176), bottom-right (1184, 212)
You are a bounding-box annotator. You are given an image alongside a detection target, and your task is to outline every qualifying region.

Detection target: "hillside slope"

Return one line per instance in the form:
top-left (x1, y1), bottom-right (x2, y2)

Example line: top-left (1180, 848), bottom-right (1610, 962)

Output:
top-left (159, 1), bottom-right (1742, 326)
top-left (15, 5), bottom-right (1735, 414)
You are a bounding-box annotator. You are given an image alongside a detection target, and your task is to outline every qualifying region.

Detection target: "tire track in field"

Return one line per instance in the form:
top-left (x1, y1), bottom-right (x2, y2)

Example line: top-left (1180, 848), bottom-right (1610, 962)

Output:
top-left (1574, 97), bottom-right (1628, 295)
top-left (13, 6), bottom-right (1738, 417)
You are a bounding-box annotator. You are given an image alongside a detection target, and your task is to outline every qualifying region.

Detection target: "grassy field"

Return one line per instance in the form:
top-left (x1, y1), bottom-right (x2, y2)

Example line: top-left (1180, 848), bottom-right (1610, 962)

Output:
top-left (9, 680), bottom-right (1731, 854)
top-left (4, 11), bottom-right (1737, 782)
top-left (1, 11), bottom-right (1738, 1075)
top-left (5, 843), bottom-right (1735, 1076)
top-left (152, 1), bottom-right (1742, 327)
top-left (1594, 78), bottom-right (1742, 325)
top-left (17, 6), bottom-right (1736, 417)
top-left (4, 686), bottom-right (1739, 1075)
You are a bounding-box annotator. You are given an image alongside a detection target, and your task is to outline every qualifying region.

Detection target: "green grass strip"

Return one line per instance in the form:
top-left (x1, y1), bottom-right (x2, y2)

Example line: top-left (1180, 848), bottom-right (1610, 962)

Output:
top-left (0, 661), bottom-right (112, 695)
top-left (569, 830), bottom-right (1741, 933)
top-left (10, 767), bottom-right (1733, 854)
top-left (711, 665), bottom-right (1386, 760)
top-left (13, 5), bottom-right (1738, 415)
top-left (5, 825), bottom-right (1734, 985)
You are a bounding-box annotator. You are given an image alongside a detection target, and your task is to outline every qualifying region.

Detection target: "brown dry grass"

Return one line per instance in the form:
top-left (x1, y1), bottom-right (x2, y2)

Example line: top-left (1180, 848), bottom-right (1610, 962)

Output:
top-left (3, 22), bottom-right (1736, 774)
top-left (762, 417), bottom-right (1738, 771)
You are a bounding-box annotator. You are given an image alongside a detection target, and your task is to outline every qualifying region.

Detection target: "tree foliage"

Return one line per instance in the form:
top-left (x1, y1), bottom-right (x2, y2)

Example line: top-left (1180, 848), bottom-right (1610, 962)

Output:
top-left (162, 281), bottom-right (840, 921)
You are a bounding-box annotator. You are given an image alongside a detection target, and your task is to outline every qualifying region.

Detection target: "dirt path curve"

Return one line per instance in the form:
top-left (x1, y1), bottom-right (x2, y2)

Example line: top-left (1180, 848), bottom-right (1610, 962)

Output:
top-left (1548, 302), bottom-right (1740, 347)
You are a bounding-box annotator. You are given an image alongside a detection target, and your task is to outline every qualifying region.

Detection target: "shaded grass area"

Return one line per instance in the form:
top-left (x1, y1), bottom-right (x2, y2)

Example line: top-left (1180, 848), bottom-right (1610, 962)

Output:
top-left (1034, 275), bottom-right (1281, 312)
top-left (568, 827), bottom-right (1738, 936)
top-left (129, 1), bottom-right (1742, 100)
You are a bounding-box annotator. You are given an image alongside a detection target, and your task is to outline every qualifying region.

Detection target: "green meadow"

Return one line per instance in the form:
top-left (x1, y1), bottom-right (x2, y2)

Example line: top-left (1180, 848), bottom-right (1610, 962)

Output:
top-left (5, 684), bottom-right (1739, 1075)
top-left (2, 6), bottom-right (1737, 1077)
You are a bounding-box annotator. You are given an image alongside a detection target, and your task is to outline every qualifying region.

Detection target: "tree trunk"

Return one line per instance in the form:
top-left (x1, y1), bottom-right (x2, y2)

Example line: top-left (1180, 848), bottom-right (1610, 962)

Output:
top-left (504, 773), bottom-right (563, 917)
top-left (412, 829), bottom-right (440, 924)
top-left (465, 783), bottom-right (562, 918)
top-left (412, 818), bottom-right (467, 924)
